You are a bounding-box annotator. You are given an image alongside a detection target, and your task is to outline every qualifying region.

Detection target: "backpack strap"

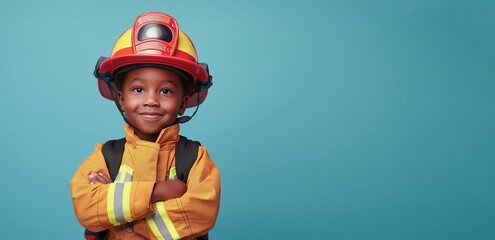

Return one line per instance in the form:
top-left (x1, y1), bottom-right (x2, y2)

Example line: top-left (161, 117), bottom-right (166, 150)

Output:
top-left (175, 136), bottom-right (209, 240)
top-left (175, 136), bottom-right (201, 183)
top-left (101, 138), bottom-right (126, 181)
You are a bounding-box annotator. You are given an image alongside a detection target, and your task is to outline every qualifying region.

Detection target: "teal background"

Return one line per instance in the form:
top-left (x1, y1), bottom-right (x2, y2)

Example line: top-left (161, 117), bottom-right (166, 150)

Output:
top-left (0, 0), bottom-right (494, 239)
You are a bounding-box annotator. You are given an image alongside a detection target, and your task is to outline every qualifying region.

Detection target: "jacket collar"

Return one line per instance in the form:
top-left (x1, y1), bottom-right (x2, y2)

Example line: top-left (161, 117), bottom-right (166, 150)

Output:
top-left (124, 123), bottom-right (180, 150)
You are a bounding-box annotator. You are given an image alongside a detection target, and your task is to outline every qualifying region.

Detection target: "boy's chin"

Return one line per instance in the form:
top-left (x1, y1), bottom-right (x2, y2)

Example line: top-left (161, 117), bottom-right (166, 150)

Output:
top-left (141, 125), bottom-right (171, 134)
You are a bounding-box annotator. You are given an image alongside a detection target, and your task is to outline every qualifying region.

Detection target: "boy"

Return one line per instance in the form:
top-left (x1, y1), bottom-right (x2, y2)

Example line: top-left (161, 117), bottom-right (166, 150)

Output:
top-left (70, 12), bottom-right (220, 240)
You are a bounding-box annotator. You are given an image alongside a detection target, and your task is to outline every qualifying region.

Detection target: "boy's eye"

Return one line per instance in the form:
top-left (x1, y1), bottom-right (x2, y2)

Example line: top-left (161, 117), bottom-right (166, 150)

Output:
top-left (161, 89), bottom-right (172, 94)
top-left (133, 87), bottom-right (143, 93)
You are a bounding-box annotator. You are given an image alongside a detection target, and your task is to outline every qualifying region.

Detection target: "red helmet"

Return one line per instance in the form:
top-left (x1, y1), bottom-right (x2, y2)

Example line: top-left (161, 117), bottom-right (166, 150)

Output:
top-left (94, 12), bottom-right (212, 108)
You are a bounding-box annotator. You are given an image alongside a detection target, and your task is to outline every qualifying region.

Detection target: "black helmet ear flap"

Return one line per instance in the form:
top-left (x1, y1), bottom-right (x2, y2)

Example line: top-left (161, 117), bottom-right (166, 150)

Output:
top-left (197, 62), bottom-right (213, 91)
top-left (176, 63), bottom-right (212, 124)
top-left (94, 56), bottom-right (111, 82)
top-left (199, 62), bottom-right (209, 75)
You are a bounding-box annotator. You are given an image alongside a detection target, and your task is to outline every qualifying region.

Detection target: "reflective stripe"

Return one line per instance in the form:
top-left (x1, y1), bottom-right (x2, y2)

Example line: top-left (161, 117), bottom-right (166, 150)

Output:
top-left (146, 202), bottom-right (180, 240)
top-left (122, 164), bottom-right (134, 176)
top-left (146, 215), bottom-right (166, 240)
top-left (124, 172), bottom-right (133, 182)
top-left (168, 167), bottom-right (177, 180)
top-left (107, 164), bottom-right (135, 226)
top-left (113, 183), bottom-right (127, 224)
top-left (107, 183), bottom-right (119, 226)
top-left (115, 172), bottom-right (123, 182)
top-left (156, 202), bottom-right (180, 240)
top-left (116, 164), bottom-right (134, 183)
top-left (122, 182), bottom-right (133, 222)
top-left (115, 165), bottom-right (134, 223)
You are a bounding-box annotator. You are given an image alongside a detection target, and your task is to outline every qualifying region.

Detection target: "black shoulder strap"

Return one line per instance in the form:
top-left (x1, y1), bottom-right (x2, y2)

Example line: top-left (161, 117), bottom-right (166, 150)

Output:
top-left (175, 136), bottom-right (208, 240)
top-left (101, 138), bottom-right (126, 181)
top-left (175, 136), bottom-right (201, 183)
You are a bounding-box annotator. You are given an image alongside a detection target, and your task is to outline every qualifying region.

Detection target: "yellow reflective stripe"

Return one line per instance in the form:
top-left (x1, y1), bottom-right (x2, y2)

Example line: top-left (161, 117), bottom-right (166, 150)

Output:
top-left (146, 202), bottom-right (180, 240)
top-left (115, 167), bottom-right (124, 182)
top-left (122, 165), bottom-right (133, 182)
top-left (107, 183), bottom-right (119, 226)
top-left (168, 167), bottom-right (177, 180)
top-left (146, 215), bottom-right (166, 240)
top-left (156, 202), bottom-right (180, 240)
top-left (116, 164), bottom-right (134, 183)
top-left (122, 182), bottom-right (133, 222)
top-left (108, 164), bottom-right (135, 225)
top-left (122, 164), bottom-right (134, 176)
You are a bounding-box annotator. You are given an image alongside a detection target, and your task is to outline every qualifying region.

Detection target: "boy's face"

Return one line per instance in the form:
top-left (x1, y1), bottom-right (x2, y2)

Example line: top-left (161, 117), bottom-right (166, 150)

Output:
top-left (116, 67), bottom-right (188, 141)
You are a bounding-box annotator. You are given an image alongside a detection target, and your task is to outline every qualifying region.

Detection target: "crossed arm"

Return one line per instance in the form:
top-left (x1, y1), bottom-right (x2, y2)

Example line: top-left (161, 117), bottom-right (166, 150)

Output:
top-left (72, 144), bottom-right (220, 237)
top-left (88, 172), bottom-right (187, 203)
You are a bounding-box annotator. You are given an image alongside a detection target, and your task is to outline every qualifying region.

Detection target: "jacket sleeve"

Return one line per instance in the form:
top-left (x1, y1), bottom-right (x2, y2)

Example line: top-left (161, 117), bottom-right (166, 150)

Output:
top-left (146, 146), bottom-right (221, 239)
top-left (70, 143), bottom-right (156, 232)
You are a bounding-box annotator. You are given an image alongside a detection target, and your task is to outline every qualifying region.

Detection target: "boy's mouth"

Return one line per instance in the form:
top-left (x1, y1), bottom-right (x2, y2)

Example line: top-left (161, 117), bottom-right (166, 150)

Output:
top-left (138, 112), bottom-right (164, 120)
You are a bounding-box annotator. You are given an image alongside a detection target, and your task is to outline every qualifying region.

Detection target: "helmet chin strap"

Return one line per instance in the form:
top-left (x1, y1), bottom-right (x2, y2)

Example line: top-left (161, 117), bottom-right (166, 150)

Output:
top-left (175, 91), bottom-right (201, 124)
top-left (176, 77), bottom-right (211, 124)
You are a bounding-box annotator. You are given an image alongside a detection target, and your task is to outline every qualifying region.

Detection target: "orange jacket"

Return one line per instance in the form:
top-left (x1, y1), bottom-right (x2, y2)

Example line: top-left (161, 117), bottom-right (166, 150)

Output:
top-left (70, 124), bottom-right (221, 240)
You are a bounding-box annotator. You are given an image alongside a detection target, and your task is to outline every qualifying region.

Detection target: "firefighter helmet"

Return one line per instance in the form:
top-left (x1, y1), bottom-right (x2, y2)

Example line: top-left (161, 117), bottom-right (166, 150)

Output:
top-left (94, 12), bottom-right (212, 108)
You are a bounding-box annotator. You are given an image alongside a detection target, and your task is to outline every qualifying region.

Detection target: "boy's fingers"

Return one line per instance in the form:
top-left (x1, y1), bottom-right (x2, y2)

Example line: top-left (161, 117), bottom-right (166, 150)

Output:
top-left (89, 172), bottom-right (99, 184)
top-left (89, 172), bottom-right (112, 184)
top-left (94, 173), bottom-right (112, 184)
top-left (98, 173), bottom-right (113, 183)
top-left (93, 174), bottom-right (106, 183)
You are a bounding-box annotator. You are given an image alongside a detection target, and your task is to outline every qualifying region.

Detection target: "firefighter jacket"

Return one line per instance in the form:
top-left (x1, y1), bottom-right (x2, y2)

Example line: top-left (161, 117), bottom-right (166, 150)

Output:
top-left (70, 123), bottom-right (221, 240)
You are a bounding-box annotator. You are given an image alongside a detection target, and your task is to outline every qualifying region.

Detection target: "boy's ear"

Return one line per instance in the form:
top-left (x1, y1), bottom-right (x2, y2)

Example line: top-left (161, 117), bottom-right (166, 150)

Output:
top-left (116, 91), bottom-right (125, 111)
top-left (178, 95), bottom-right (189, 116)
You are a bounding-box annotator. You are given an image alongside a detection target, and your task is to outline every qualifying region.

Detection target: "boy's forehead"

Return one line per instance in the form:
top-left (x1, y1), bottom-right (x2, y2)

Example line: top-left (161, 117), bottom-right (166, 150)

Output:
top-left (126, 67), bottom-right (180, 78)
top-left (124, 67), bottom-right (182, 85)
top-left (116, 63), bottom-right (189, 81)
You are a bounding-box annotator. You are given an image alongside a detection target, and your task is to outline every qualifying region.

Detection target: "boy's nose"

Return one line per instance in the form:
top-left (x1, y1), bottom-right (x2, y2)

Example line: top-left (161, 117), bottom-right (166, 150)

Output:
top-left (143, 92), bottom-right (160, 107)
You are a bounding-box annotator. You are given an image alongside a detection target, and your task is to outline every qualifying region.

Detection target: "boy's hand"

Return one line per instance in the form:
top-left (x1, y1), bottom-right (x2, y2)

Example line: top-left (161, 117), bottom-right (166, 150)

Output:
top-left (89, 172), bottom-right (113, 184)
top-left (151, 179), bottom-right (187, 203)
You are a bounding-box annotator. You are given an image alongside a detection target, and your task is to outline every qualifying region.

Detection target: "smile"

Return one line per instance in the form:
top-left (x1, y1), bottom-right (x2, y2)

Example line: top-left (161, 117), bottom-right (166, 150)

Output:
top-left (138, 113), bottom-right (164, 120)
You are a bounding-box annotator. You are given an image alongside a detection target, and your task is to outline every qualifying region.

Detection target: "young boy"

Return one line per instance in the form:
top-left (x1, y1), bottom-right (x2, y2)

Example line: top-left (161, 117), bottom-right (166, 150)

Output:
top-left (70, 12), bottom-right (220, 240)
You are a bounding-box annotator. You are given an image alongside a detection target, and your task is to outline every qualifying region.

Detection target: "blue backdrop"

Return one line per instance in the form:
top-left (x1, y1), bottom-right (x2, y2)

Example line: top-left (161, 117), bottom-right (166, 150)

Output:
top-left (1, 0), bottom-right (494, 239)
